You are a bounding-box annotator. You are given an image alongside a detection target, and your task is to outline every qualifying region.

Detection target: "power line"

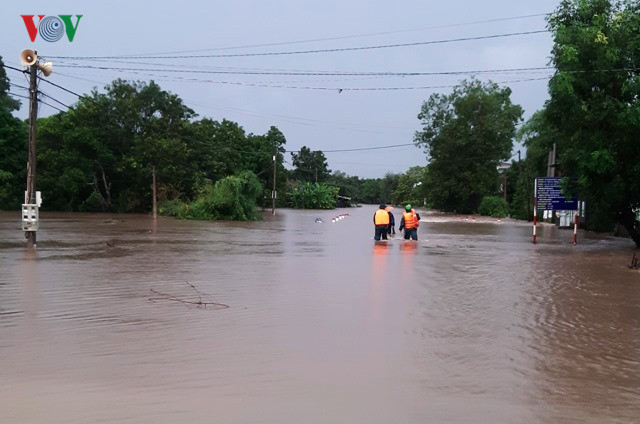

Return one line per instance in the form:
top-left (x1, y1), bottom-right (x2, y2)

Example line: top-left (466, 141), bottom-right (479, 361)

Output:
top-left (2, 64), bottom-right (25, 73)
top-left (48, 29), bottom-right (549, 60)
top-left (42, 67), bottom-right (552, 91)
top-left (39, 91), bottom-right (71, 109)
top-left (286, 143), bottom-right (417, 153)
top-left (49, 72), bottom-right (419, 133)
top-left (37, 76), bottom-right (85, 98)
top-left (54, 62), bottom-right (554, 77)
top-left (9, 92), bottom-right (65, 113)
top-left (72, 12), bottom-right (549, 58)
top-left (8, 81), bottom-right (30, 91)
top-left (122, 76), bottom-right (551, 91)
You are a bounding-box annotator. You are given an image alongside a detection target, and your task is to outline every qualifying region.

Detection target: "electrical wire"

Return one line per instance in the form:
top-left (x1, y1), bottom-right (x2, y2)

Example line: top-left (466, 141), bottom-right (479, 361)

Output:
top-left (9, 92), bottom-right (65, 113)
top-left (53, 62), bottom-right (554, 77)
top-left (69, 12), bottom-right (549, 57)
top-left (39, 91), bottom-right (71, 109)
top-left (8, 81), bottom-right (30, 91)
top-left (44, 66), bottom-right (553, 91)
top-left (48, 30), bottom-right (549, 60)
top-left (286, 143), bottom-right (417, 153)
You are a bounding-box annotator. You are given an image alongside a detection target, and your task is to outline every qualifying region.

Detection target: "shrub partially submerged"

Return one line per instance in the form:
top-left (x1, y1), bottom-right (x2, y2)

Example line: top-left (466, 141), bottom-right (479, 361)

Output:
top-left (160, 171), bottom-right (262, 220)
top-left (288, 182), bottom-right (339, 209)
top-left (478, 195), bottom-right (509, 218)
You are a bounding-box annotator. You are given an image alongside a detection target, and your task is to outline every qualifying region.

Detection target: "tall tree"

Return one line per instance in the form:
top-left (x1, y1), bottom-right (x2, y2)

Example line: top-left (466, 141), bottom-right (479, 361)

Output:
top-left (415, 79), bottom-right (523, 213)
top-left (0, 56), bottom-right (27, 209)
top-left (290, 146), bottom-right (330, 182)
top-left (393, 166), bottom-right (427, 206)
top-left (546, 0), bottom-right (640, 245)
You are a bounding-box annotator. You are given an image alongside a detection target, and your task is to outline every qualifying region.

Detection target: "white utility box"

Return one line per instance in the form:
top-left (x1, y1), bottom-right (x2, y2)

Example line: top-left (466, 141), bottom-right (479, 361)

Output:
top-left (22, 204), bottom-right (39, 231)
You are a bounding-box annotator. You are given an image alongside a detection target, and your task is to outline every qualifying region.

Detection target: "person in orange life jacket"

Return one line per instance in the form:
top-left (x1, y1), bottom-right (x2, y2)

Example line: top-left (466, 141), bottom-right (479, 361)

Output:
top-left (399, 204), bottom-right (421, 240)
top-left (373, 204), bottom-right (390, 240)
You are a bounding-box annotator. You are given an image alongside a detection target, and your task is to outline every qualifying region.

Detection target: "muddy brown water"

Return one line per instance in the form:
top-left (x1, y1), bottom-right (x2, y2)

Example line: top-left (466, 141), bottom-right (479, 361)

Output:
top-left (0, 208), bottom-right (638, 423)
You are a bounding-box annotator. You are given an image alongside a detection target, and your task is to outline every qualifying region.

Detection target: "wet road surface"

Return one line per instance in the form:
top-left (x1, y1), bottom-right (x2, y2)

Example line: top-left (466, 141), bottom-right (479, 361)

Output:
top-left (0, 208), bottom-right (639, 423)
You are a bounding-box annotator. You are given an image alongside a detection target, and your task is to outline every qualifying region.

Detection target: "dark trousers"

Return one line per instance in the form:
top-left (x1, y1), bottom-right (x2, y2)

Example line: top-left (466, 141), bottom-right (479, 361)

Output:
top-left (374, 225), bottom-right (388, 240)
top-left (403, 228), bottom-right (418, 240)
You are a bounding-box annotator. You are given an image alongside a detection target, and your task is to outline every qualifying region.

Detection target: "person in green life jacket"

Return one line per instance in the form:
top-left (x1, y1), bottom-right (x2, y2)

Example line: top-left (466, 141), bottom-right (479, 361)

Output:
top-left (399, 204), bottom-right (421, 240)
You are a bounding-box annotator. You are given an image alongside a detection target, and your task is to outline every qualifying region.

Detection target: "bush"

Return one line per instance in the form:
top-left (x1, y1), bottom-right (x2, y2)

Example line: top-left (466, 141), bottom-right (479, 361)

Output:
top-left (478, 195), bottom-right (509, 218)
top-left (288, 182), bottom-right (339, 209)
top-left (158, 198), bottom-right (189, 218)
top-left (160, 171), bottom-right (263, 220)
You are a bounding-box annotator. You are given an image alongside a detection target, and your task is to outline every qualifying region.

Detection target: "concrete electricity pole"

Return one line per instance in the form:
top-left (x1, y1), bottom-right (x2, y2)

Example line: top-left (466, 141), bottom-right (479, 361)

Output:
top-left (272, 147), bottom-right (277, 215)
top-left (25, 59), bottom-right (39, 247)
top-left (19, 49), bottom-right (53, 248)
top-left (152, 166), bottom-right (158, 220)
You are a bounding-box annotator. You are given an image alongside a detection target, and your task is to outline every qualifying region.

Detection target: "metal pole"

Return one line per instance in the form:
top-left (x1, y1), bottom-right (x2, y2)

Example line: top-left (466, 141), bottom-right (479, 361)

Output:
top-left (271, 150), bottom-right (276, 215)
top-left (533, 178), bottom-right (537, 244)
top-left (573, 211), bottom-right (578, 245)
top-left (152, 166), bottom-right (157, 220)
top-left (503, 173), bottom-right (507, 202)
top-left (26, 61), bottom-right (38, 247)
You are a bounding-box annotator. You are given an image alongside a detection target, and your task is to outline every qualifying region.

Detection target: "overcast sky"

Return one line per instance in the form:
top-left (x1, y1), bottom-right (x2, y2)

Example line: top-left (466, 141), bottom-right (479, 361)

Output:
top-left (2, 0), bottom-right (560, 178)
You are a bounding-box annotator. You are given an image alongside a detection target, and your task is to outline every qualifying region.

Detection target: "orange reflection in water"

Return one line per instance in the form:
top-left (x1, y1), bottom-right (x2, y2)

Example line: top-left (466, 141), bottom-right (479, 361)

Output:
top-left (369, 241), bottom-right (389, 320)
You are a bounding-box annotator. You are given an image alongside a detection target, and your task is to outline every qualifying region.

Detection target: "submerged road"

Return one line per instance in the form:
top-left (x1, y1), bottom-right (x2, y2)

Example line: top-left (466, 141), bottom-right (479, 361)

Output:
top-left (0, 207), bottom-right (638, 423)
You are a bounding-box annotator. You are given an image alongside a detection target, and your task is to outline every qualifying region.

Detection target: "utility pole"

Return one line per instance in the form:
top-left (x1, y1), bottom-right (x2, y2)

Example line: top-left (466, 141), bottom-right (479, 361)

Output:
top-left (521, 150), bottom-right (531, 220)
top-left (25, 60), bottom-right (38, 247)
top-left (152, 166), bottom-right (158, 220)
top-left (547, 143), bottom-right (557, 178)
top-left (504, 173), bottom-right (507, 202)
top-left (272, 146), bottom-right (277, 215)
top-left (545, 143), bottom-right (557, 222)
top-left (315, 167), bottom-right (318, 183)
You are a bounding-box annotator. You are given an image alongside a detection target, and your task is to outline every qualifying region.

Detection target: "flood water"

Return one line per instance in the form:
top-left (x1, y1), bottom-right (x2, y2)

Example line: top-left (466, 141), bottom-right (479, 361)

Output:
top-left (0, 207), bottom-right (639, 423)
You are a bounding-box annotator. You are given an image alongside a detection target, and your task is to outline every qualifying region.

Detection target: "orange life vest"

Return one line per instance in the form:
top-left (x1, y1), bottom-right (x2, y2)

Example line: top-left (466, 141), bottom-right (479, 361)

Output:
top-left (374, 209), bottom-right (390, 226)
top-left (403, 211), bottom-right (419, 229)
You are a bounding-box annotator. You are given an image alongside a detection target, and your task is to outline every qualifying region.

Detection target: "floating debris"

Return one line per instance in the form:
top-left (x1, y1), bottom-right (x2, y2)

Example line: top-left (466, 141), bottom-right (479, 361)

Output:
top-left (149, 281), bottom-right (229, 310)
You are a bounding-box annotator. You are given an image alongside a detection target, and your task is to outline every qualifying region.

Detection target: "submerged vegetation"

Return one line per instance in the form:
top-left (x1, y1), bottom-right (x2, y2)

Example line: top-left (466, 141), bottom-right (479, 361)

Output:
top-left (287, 183), bottom-right (340, 209)
top-left (159, 171), bottom-right (263, 220)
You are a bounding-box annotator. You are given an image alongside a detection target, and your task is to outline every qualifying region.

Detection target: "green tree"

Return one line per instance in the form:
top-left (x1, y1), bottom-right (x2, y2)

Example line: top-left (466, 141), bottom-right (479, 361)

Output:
top-left (327, 171), bottom-right (362, 201)
top-left (546, 0), bottom-right (640, 245)
top-left (291, 146), bottom-right (330, 182)
top-left (392, 166), bottom-right (427, 206)
top-left (415, 79), bottom-right (523, 213)
top-left (506, 110), bottom-right (561, 220)
top-left (0, 56), bottom-right (27, 209)
top-left (287, 182), bottom-right (339, 209)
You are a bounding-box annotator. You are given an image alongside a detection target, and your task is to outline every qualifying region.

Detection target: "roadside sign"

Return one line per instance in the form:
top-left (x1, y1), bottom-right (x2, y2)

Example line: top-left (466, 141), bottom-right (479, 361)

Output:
top-left (535, 177), bottom-right (578, 211)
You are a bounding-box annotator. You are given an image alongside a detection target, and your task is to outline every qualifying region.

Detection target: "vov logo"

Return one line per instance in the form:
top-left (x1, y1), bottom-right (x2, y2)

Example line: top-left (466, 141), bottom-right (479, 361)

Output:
top-left (21, 15), bottom-right (83, 42)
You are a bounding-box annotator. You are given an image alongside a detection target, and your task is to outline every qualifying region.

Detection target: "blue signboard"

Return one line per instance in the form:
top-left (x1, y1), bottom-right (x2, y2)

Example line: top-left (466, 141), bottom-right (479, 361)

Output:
top-left (535, 177), bottom-right (578, 210)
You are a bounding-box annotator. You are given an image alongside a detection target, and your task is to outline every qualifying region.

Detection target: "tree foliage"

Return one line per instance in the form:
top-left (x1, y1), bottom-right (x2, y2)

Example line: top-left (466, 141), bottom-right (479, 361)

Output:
top-left (290, 146), bottom-right (330, 182)
top-left (287, 182), bottom-right (339, 209)
top-left (415, 79), bottom-right (523, 213)
top-left (0, 77), bottom-right (288, 218)
top-left (161, 171), bottom-right (263, 220)
top-left (392, 166), bottom-right (427, 206)
top-left (545, 0), bottom-right (640, 244)
top-left (0, 56), bottom-right (27, 209)
top-left (478, 195), bottom-right (509, 218)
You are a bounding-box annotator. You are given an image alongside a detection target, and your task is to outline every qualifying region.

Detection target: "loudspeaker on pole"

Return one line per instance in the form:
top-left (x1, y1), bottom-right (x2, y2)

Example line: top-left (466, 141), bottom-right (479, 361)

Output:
top-left (38, 62), bottom-right (53, 77)
top-left (20, 49), bottom-right (38, 67)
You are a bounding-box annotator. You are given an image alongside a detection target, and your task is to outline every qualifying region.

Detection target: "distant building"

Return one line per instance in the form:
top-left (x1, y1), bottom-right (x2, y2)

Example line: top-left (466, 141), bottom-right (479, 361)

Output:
top-left (496, 162), bottom-right (511, 173)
